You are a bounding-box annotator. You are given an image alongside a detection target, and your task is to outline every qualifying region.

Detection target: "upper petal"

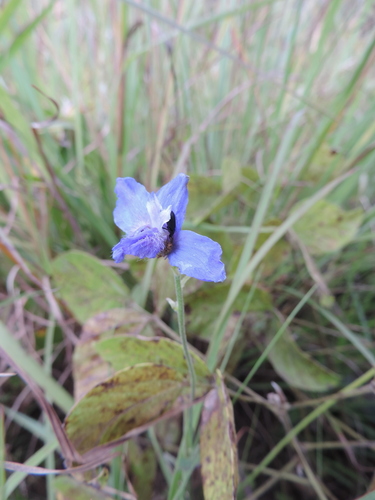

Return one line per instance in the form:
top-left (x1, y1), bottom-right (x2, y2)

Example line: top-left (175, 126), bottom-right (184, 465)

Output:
top-left (146, 193), bottom-right (171, 231)
top-left (156, 174), bottom-right (189, 233)
top-left (168, 230), bottom-right (226, 282)
top-left (114, 178), bottom-right (151, 234)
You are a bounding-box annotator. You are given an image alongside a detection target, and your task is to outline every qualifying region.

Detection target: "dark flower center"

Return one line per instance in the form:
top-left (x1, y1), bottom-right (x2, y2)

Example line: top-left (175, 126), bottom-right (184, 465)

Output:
top-left (165, 211), bottom-right (176, 238)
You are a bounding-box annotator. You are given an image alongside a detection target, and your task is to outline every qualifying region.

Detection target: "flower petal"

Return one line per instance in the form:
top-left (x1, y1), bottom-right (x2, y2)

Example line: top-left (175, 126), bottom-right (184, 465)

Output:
top-left (112, 240), bottom-right (127, 264)
top-left (112, 227), bottom-right (166, 262)
top-left (156, 174), bottom-right (189, 232)
top-left (146, 193), bottom-right (171, 231)
top-left (168, 230), bottom-right (226, 282)
top-left (114, 178), bottom-right (151, 234)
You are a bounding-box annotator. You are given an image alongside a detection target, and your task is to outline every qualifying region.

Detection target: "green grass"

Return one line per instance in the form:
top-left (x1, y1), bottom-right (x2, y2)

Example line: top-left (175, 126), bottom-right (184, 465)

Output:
top-left (1, 1), bottom-right (375, 499)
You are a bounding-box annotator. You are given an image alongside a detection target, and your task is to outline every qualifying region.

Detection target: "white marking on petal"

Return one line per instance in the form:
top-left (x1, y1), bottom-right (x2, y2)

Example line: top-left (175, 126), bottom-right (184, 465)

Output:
top-left (146, 194), bottom-right (172, 231)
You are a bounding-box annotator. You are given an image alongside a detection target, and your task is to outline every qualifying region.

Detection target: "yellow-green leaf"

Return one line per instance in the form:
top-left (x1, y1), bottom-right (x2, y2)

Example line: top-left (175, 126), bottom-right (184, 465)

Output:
top-left (51, 251), bottom-right (129, 324)
top-left (95, 335), bottom-right (212, 380)
top-left (302, 143), bottom-right (345, 183)
top-left (268, 332), bottom-right (340, 392)
top-left (293, 200), bottom-right (363, 255)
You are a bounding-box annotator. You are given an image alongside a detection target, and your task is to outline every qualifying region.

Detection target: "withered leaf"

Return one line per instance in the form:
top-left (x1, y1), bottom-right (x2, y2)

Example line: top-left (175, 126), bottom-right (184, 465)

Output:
top-left (200, 371), bottom-right (238, 500)
top-left (65, 363), bottom-right (211, 455)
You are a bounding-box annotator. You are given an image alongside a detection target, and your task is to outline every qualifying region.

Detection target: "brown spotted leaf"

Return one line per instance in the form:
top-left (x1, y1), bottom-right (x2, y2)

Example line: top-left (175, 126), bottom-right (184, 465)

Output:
top-left (200, 371), bottom-right (238, 500)
top-left (73, 308), bottom-right (150, 400)
top-left (65, 363), bottom-right (211, 456)
top-left (95, 335), bottom-right (212, 381)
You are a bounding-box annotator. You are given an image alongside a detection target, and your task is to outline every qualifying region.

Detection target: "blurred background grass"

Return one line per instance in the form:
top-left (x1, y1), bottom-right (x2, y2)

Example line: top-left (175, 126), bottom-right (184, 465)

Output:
top-left (1, 0), bottom-right (375, 499)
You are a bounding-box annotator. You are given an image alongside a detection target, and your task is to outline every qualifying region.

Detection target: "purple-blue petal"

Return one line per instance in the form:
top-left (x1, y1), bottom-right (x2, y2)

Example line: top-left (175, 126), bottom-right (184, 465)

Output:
top-left (156, 174), bottom-right (189, 233)
top-left (114, 178), bottom-right (151, 234)
top-left (112, 227), bottom-right (165, 262)
top-left (168, 230), bottom-right (226, 282)
top-left (112, 240), bottom-right (127, 263)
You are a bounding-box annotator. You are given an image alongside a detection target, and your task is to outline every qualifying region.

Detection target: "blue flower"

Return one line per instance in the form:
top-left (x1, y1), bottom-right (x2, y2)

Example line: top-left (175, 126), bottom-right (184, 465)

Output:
top-left (112, 174), bottom-right (226, 282)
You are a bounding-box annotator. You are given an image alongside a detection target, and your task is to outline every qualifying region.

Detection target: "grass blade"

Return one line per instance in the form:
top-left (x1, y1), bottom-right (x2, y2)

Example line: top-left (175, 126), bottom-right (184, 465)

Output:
top-left (0, 322), bottom-right (73, 413)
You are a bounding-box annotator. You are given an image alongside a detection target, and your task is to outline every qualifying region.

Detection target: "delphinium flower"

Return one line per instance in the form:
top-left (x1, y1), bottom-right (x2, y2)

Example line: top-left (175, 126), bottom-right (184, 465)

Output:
top-left (112, 174), bottom-right (226, 282)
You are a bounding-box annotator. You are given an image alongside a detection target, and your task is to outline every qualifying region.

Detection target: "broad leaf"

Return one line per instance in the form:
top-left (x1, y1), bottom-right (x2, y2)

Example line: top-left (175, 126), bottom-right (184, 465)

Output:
top-left (65, 363), bottom-right (211, 455)
top-left (268, 332), bottom-right (340, 392)
top-left (293, 200), bottom-right (363, 255)
top-left (95, 335), bottom-right (212, 380)
top-left (200, 371), bottom-right (238, 500)
top-left (81, 308), bottom-right (149, 341)
top-left (51, 251), bottom-right (129, 324)
top-left (301, 143), bottom-right (345, 183)
top-left (74, 308), bottom-right (149, 400)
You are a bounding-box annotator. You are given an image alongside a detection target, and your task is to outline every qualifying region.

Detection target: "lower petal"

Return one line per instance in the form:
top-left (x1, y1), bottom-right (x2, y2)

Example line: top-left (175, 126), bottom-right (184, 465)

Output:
top-left (168, 230), bottom-right (226, 282)
top-left (112, 240), bottom-right (127, 263)
top-left (112, 228), bottom-right (166, 262)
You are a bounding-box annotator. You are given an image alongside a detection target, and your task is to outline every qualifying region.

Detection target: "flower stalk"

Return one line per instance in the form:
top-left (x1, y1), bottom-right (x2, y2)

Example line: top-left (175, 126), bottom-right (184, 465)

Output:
top-left (173, 271), bottom-right (196, 401)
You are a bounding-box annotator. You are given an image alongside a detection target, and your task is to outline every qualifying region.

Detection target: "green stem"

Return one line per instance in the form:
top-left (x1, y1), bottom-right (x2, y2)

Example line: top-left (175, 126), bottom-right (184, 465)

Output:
top-left (148, 428), bottom-right (172, 485)
top-left (173, 272), bottom-right (196, 401)
top-left (167, 272), bottom-right (198, 498)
